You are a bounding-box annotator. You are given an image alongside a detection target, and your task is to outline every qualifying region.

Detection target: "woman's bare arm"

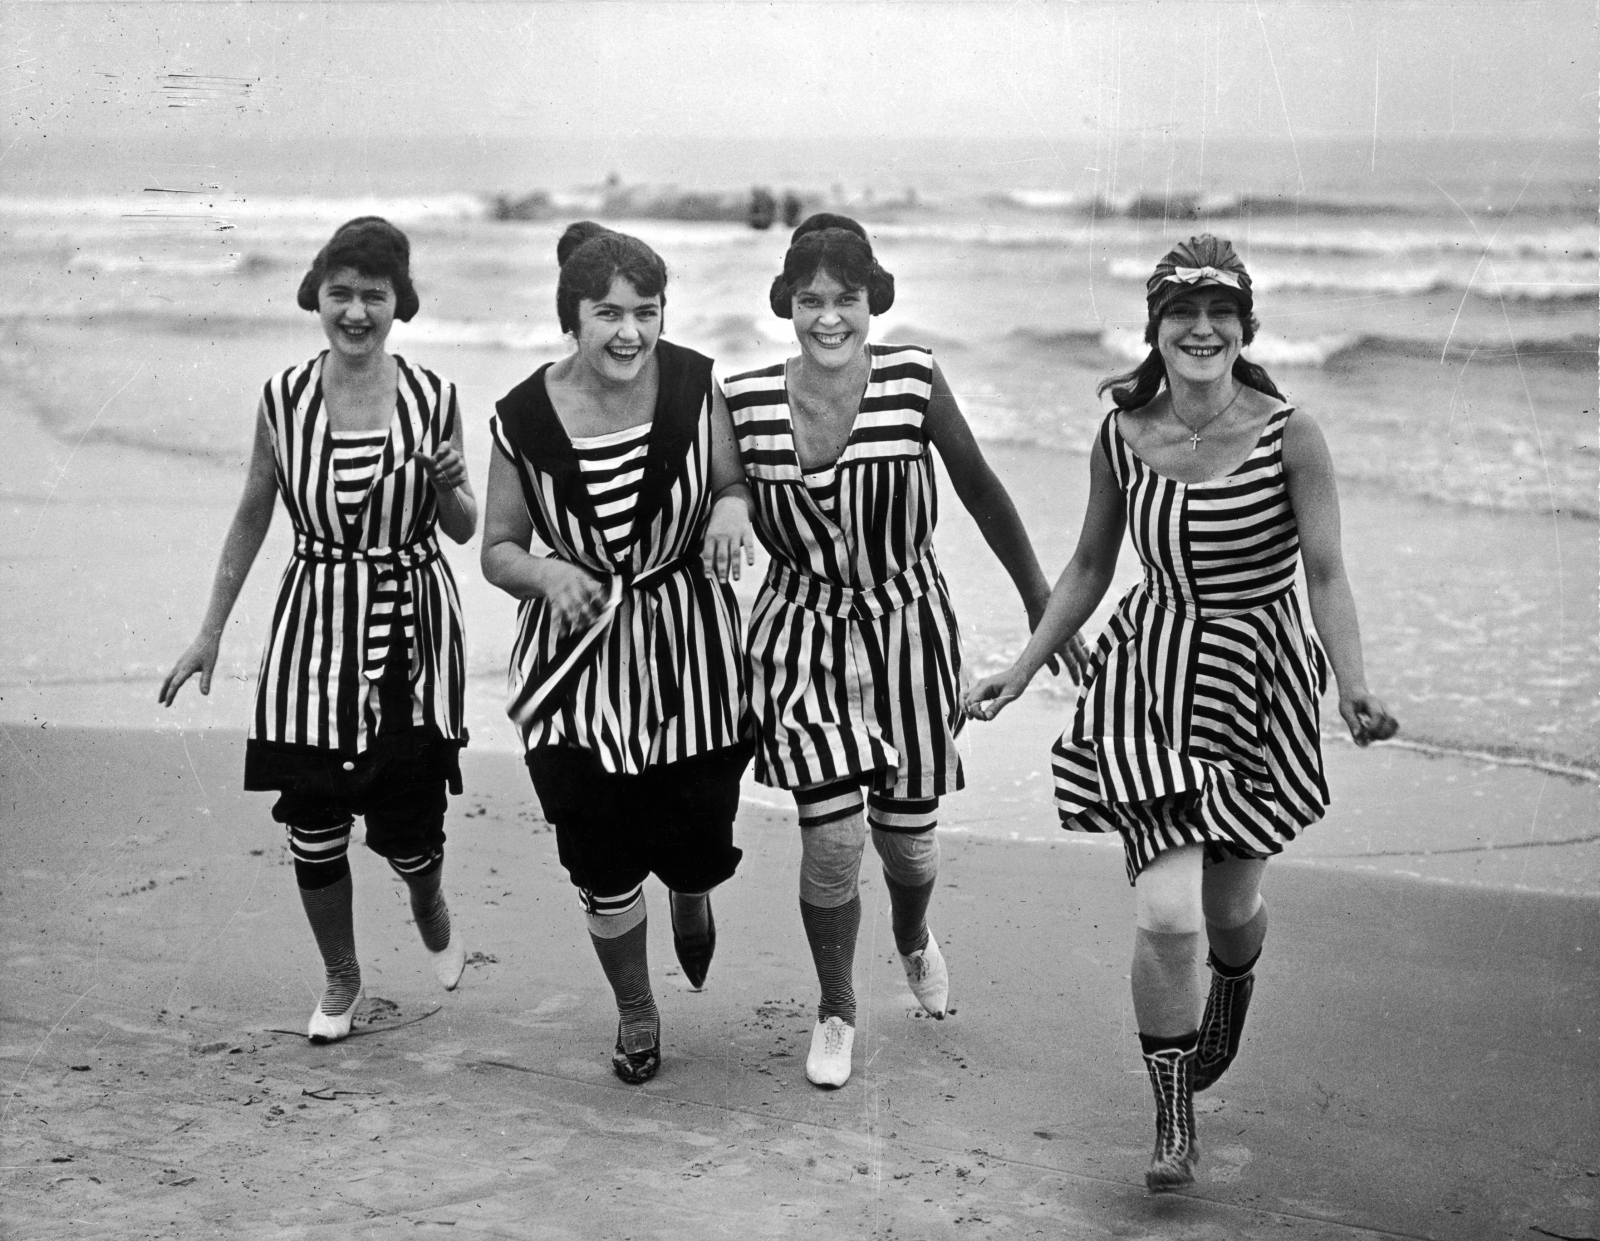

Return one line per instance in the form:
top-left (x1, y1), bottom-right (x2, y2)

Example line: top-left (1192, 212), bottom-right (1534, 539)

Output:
top-left (159, 403), bottom-right (278, 704)
top-left (1282, 409), bottom-right (1397, 745)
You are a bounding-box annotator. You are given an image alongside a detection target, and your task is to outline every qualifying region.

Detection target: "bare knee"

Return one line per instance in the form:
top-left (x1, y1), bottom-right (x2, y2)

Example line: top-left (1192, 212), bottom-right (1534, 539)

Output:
top-left (1134, 847), bottom-right (1204, 933)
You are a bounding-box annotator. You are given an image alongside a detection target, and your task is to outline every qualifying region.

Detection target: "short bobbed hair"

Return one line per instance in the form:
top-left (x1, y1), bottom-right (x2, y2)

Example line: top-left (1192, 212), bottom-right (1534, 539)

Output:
top-left (555, 222), bottom-right (669, 335)
top-left (768, 213), bottom-right (895, 318)
top-left (296, 217), bottom-right (418, 322)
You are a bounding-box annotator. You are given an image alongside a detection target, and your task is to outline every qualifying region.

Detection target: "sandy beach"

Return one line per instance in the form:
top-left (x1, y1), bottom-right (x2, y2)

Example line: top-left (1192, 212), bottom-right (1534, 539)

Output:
top-left (3, 721), bottom-right (1596, 1240)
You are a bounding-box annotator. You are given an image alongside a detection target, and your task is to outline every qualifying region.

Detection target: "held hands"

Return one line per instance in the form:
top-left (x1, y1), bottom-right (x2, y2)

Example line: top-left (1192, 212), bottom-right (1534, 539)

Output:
top-left (702, 494), bottom-right (757, 584)
top-left (158, 632), bottom-right (222, 706)
top-left (963, 666), bottom-right (1031, 722)
top-left (412, 444), bottom-right (468, 491)
top-left (1339, 689), bottom-right (1399, 747)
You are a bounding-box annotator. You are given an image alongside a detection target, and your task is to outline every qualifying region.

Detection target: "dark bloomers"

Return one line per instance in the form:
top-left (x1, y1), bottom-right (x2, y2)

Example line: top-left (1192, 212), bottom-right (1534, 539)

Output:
top-left (768, 213), bottom-right (895, 318)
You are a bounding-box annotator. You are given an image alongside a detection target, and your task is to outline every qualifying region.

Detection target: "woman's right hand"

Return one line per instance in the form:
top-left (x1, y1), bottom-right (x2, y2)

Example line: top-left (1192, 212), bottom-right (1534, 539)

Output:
top-left (159, 632), bottom-right (222, 706)
top-left (544, 561), bottom-right (609, 635)
top-left (963, 666), bottom-right (1031, 722)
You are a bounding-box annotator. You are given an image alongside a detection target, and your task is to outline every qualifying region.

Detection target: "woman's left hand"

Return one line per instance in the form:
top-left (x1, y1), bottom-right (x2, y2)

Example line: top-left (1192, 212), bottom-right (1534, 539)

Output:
top-left (1339, 690), bottom-right (1399, 747)
top-left (702, 494), bottom-right (757, 583)
top-left (413, 443), bottom-right (469, 491)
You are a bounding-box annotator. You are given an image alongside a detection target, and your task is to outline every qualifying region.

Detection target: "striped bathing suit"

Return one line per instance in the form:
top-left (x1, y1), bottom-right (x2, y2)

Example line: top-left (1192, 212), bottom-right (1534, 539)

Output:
top-left (571, 421), bottom-right (652, 561)
top-left (246, 353), bottom-right (467, 787)
top-left (724, 343), bottom-right (965, 801)
top-left (491, 339), bottom-right (746, 775)
top-left (1052, 405), bottom-right (1329, 884)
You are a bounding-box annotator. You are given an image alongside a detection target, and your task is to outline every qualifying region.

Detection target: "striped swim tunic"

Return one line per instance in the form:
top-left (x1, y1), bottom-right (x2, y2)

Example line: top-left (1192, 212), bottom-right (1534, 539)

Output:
top-left (724, 343), bottom-right (965, 799)
top-left (245, 353), bottom-right (467, 790)
top-left (1052, 405), bottom-right (1330, 884)
top-left (571, 421), bottom-right (652, 561)
top-left (491, 340), bottom-right (746, 775)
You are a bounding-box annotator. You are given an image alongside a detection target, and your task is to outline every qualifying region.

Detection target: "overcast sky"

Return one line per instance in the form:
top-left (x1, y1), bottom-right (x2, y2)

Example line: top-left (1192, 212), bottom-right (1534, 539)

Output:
top-left (4, 1), bottom-right (1594, 193)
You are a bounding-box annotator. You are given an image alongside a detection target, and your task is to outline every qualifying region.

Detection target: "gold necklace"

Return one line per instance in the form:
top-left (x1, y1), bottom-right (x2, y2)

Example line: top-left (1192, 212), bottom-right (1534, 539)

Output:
top-left (1173, 382), bottom-right (1243, 451)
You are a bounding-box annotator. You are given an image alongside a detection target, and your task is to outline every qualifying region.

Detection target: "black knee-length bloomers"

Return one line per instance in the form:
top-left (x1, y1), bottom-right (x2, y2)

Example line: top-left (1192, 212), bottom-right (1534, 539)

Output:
top-left (492, 340), bottom-right (750, 899)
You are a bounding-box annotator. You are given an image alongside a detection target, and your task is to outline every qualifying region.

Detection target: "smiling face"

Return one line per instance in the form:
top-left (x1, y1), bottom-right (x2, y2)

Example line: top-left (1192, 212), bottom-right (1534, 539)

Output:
top-left (572, 276), bottom-right (661, 384)
top-left (318, 267), bottom-right (397, 360)
top-left (1155, 289), bottom-right (1244, 386)
top-left (791, 270), bottom-right (871, 372)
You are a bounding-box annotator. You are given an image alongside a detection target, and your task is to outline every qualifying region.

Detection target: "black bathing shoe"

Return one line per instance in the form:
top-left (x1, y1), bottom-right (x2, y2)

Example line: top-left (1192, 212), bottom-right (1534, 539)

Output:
top-left (612, 1020), bottom-right (661, 1085)
top-left (1143, 1045), bottom-right (1200, 1191)
top-left (671, 897), bottom-right (716, 991)
top-left (1193, 953), bottom-right (1256, 1092)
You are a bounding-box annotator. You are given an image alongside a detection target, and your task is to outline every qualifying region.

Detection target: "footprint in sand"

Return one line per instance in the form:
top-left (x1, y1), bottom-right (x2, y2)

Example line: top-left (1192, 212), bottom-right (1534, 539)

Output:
top-left (1208, 1144), bottom-right (1253, 1183)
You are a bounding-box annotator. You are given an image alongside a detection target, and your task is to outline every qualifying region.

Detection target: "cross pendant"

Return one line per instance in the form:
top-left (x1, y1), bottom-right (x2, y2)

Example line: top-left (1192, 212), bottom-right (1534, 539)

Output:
top-left (1189, 431), bottom-right (1202, 451)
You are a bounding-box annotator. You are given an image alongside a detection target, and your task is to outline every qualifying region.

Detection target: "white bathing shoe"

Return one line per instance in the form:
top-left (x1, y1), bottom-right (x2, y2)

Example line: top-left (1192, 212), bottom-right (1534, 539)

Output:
top-left (898, 931), bottom-right (949, 1018)
top-left (805, 1016), bottom-right (855, 1088)
top-left (430, 935), bottom-right (467, 990)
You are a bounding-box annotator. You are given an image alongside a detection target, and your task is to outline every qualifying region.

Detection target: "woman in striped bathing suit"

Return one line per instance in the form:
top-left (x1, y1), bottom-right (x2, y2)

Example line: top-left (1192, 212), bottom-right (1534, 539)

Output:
top-left (482, 223), bottom-right (755, 1085)
top-left (160, 217), bottom-right (476, 1043)
top-left (724, 214), bottom-right (1083, 1089)
top-left (967, 235), bottom-right (1397, 1190)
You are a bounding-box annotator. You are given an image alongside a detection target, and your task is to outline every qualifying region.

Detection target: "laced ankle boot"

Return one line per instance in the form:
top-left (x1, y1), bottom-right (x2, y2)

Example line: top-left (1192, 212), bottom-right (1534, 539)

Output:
top-left (1141, 1037), bottom-right (1200, 1191)
top-left (1194, 951), bottom-right (1257, 1092)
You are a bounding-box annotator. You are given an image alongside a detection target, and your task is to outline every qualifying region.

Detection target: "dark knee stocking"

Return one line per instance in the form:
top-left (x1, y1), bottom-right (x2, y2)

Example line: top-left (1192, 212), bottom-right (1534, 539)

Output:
top-left (800, 895), bottom-right (861, 1025)
top-left (589, 912), bottom-right (658, 1049)
top-left (298, 869), bottom-right (361, 1017)
top-left (389, 851), bottom-right (452, 953)
top-left (1206, 901), bottom-right (1268, 974)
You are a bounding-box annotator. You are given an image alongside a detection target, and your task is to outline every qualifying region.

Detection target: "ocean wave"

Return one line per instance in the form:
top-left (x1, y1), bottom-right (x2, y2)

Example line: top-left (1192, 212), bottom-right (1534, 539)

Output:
top-left (0, 193), bottom-right (490, 226)
top-left (1013, 325), bottom-right (1595, 370)
top-left (1105, 257), bottom-right (1597, 302)
top-left (390, 318), bottom-right (566, 351)
top-left (991, 186), bottom-right (1595, 223)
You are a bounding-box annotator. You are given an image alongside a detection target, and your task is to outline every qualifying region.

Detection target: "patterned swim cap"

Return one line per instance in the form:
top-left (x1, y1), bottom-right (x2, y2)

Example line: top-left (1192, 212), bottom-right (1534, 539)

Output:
top-left (1145, 235), bottom-right (1252, 322)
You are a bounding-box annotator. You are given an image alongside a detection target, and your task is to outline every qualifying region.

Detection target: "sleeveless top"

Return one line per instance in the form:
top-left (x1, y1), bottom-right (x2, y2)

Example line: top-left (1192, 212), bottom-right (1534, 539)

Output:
top-left (491, 340), bottom-right (746, 775)
top-left (1052, 405), bottom-right (1330, 882)
top-left (571, 421), bottom-right (652, 561)
top-left (246, 353), bottom-right (467, 788)
top-left (723, 343), bottom-right (964, 798)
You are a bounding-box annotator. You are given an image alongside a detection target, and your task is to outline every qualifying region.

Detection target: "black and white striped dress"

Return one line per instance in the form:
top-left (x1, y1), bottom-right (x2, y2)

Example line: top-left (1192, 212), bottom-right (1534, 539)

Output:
top-left (246, 353), bottom-right (467, 786)
top-left (1052, 406), bottom-right (1330, 883)
top-left (724, 344), bottom-right (964, 799)
top-left (491, 340), bottom-right (745, 774)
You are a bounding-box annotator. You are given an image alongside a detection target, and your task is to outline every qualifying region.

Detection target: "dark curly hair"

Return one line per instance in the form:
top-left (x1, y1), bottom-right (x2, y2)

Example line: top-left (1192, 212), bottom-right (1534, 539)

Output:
top-left (768, 213), bottom-right (895, 318)
top-left (555, 221), bottom-right (668, 335)
top-left (296, 217), bottom-right (418, 322)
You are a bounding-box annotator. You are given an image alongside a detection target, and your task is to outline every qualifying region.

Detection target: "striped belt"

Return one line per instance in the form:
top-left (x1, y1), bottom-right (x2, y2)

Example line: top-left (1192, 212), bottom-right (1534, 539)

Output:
top-left (294, 533), bottom-right (439, 684)
top-left (767, 553), bottom-right (940, 621)
top-left (509, 553), bottom-right (697, 730)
